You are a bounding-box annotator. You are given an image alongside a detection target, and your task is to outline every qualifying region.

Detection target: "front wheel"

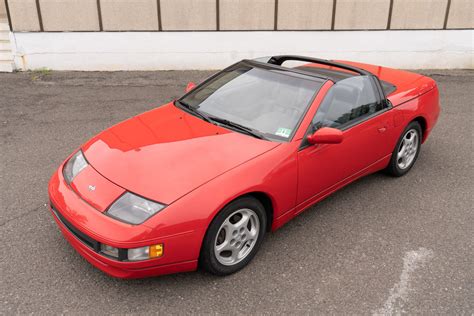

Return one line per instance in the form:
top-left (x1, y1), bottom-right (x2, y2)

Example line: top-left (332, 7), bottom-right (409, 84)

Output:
top-left (199, 197), bottom-right (267, 276)
top-left (386, 121), bottom-right (422, 177)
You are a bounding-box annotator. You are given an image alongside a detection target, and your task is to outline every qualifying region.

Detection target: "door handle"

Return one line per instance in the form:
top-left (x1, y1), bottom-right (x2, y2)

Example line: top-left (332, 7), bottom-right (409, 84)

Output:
top-left (378, 127), bottom-right (387, 133)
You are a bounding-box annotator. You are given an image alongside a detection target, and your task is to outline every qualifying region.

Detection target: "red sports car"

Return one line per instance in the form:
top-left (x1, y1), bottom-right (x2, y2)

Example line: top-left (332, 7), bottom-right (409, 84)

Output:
top-left (48, 56), bottom-right (440, 278)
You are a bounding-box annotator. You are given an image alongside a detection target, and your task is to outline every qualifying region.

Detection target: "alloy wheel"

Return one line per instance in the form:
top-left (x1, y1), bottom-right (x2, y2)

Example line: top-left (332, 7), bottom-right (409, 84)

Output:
top-left (214, 208), bottom-right (260, 266)
top-left (397, 129), bottom-right (419, 170)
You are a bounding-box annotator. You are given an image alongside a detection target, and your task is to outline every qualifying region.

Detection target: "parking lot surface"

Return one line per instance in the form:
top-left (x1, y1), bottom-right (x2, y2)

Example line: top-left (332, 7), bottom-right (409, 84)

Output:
top-left (1, 69), bottom-right (473, 314)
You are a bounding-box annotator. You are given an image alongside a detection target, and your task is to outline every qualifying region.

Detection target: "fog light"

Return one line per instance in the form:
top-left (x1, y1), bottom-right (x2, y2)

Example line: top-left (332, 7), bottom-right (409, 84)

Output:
top-left (100, 244), bottom-right (119, 258)
top-left (128, 244), bottom-right (163, 261)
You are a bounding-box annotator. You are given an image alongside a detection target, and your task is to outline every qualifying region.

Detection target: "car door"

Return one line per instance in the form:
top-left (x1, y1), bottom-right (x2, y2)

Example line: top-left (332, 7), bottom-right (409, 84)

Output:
top-left (296, 75), bottom-right (394, 205)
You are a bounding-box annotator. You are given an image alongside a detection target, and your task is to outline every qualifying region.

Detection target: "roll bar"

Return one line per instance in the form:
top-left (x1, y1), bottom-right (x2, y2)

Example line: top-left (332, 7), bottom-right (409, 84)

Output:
top-left (267, 55), bottom-right (373, 76)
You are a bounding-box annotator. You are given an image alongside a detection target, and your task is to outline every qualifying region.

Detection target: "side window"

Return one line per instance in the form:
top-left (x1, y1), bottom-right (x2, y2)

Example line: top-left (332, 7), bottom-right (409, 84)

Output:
top-left (311, 76), bottom-right (385, 131)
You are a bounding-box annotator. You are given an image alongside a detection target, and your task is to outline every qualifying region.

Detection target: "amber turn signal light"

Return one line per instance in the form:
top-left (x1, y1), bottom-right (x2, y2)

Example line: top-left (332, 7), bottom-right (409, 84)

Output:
top-left (149, 244), bottom-right (163, 258)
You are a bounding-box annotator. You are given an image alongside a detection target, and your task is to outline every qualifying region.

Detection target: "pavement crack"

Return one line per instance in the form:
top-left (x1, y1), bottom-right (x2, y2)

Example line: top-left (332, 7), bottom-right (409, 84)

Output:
top-left (0, 205), bottom-right (46, 227)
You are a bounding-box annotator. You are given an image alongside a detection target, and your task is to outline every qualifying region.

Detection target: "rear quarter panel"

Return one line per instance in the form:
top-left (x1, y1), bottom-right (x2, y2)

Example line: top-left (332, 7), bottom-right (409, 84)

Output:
top-left (391, 82), bottom-right (440, 143)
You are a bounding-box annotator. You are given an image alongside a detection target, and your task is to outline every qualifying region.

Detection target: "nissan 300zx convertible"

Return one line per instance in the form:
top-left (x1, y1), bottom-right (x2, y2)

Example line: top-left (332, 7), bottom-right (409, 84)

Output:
top-left (48, 56), bottom-right (440, 278)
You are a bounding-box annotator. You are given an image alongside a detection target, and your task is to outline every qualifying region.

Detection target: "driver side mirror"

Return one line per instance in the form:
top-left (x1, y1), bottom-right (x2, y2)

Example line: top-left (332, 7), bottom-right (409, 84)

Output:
top-left (185, 82), bottom-right (196, 93)
top-left (307, 127), bottom-right (343, 145)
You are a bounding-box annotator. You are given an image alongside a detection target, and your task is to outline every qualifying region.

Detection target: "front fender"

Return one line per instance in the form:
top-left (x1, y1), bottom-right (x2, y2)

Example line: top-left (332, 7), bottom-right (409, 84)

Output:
top-left (143, 142), bottom-right (299, 256)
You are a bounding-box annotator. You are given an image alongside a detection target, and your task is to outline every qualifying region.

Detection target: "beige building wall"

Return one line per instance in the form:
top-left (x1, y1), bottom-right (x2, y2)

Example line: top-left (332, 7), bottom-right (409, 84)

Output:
top-left (277, 0), bottom-right (333, 30)
top-left (101, 0), bottom-right (158, 31)
top-left (446, 0), bottom-right (473, 29)
top-left (335, 0), bottom-right (391, 30)
top-left (391, 0), bottom-right (448, 29)
top-left (3, 0), bottom-right (473, 32)
top-left (220, 0), bottom-right (275, 30)
top-left (161, 0), bottom-right (216, 31)
top-left (1, 1), bottom-right (7, 19)
top-left (8, 0), bottom-right (40, 31)
top-left (40, 0), bottom-right (100, 31)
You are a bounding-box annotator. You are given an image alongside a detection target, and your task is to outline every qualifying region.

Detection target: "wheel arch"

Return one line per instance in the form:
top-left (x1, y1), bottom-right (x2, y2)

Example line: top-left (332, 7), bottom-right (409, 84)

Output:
top-left (411, 116), bottom-right (428, 143)
top-left (241, 192), bottom-right (274, 232)
top-left (197, 190), bottom-right (275, 273)
top-left (202, 190), bottom-right (276, 241)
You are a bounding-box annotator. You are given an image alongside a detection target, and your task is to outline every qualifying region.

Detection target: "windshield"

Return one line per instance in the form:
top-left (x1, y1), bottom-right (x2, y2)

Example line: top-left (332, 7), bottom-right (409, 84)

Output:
top-left (178, 64), bottom-right (324, 141)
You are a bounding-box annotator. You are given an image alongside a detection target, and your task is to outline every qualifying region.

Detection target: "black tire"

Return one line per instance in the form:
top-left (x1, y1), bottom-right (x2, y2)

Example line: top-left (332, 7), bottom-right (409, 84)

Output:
top-left (385, 121), bottom-right (422, 177)
top-left (199, 196), bottom-right (267, 276)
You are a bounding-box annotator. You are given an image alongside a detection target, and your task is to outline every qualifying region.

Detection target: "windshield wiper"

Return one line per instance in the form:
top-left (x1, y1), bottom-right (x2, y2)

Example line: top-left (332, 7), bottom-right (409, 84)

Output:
top-left (176, 100), bottom-right (265, 140)
top-left (207, 116), bottom-right (266, 140)
top-left (175, 100), bottom-right (213, 124)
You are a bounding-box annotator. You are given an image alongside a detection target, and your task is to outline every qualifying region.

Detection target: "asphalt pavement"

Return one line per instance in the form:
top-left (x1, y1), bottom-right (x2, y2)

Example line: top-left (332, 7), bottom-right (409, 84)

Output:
top-left (0, 69), bottom-right (473, 314)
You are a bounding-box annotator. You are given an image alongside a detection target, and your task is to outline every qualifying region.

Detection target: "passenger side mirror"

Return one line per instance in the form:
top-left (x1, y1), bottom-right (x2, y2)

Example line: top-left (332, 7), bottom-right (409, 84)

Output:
top-left (185, 82), bottom-right (196, 93)
top-left (307, 127), bottom-right (343, 145)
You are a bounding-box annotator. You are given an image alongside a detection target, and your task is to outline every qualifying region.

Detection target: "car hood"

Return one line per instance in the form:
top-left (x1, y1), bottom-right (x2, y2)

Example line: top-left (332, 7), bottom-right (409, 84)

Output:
top-left (82, 103), bottom-right (279, 205)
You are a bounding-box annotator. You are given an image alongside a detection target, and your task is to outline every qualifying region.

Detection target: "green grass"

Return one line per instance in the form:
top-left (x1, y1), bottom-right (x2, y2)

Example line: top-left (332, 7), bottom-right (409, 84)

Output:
top-left (31, 67), bottom-right (52, 81)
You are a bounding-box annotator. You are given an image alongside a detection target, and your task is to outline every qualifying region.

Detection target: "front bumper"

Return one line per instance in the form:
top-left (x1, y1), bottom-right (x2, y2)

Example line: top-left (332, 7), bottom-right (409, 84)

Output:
top-left (48, 166), bottom-right (201, 278)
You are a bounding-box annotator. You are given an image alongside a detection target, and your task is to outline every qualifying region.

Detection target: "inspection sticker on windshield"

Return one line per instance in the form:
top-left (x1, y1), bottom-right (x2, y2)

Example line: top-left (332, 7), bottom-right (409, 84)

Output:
top-left (275, 128), bottom-right (292, 138)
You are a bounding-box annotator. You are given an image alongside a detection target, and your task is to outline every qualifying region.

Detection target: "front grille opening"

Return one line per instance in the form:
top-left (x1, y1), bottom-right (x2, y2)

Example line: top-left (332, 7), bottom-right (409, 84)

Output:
top-left (50, 202), bottom-right (127, 261)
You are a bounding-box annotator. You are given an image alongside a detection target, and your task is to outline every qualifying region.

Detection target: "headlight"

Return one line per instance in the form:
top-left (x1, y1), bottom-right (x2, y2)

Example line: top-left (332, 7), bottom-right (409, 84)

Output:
top-left (63, 150), bottom-right (88, 184)
top-left (106, 192), bottom-right (166, 225)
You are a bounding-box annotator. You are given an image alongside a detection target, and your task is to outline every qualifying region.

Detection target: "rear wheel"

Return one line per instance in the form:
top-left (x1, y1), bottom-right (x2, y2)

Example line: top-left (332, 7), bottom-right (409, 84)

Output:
top-left (199, 197), bottom-right (266, 276)
top-left (386, 121), bottom-right (422, 177)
